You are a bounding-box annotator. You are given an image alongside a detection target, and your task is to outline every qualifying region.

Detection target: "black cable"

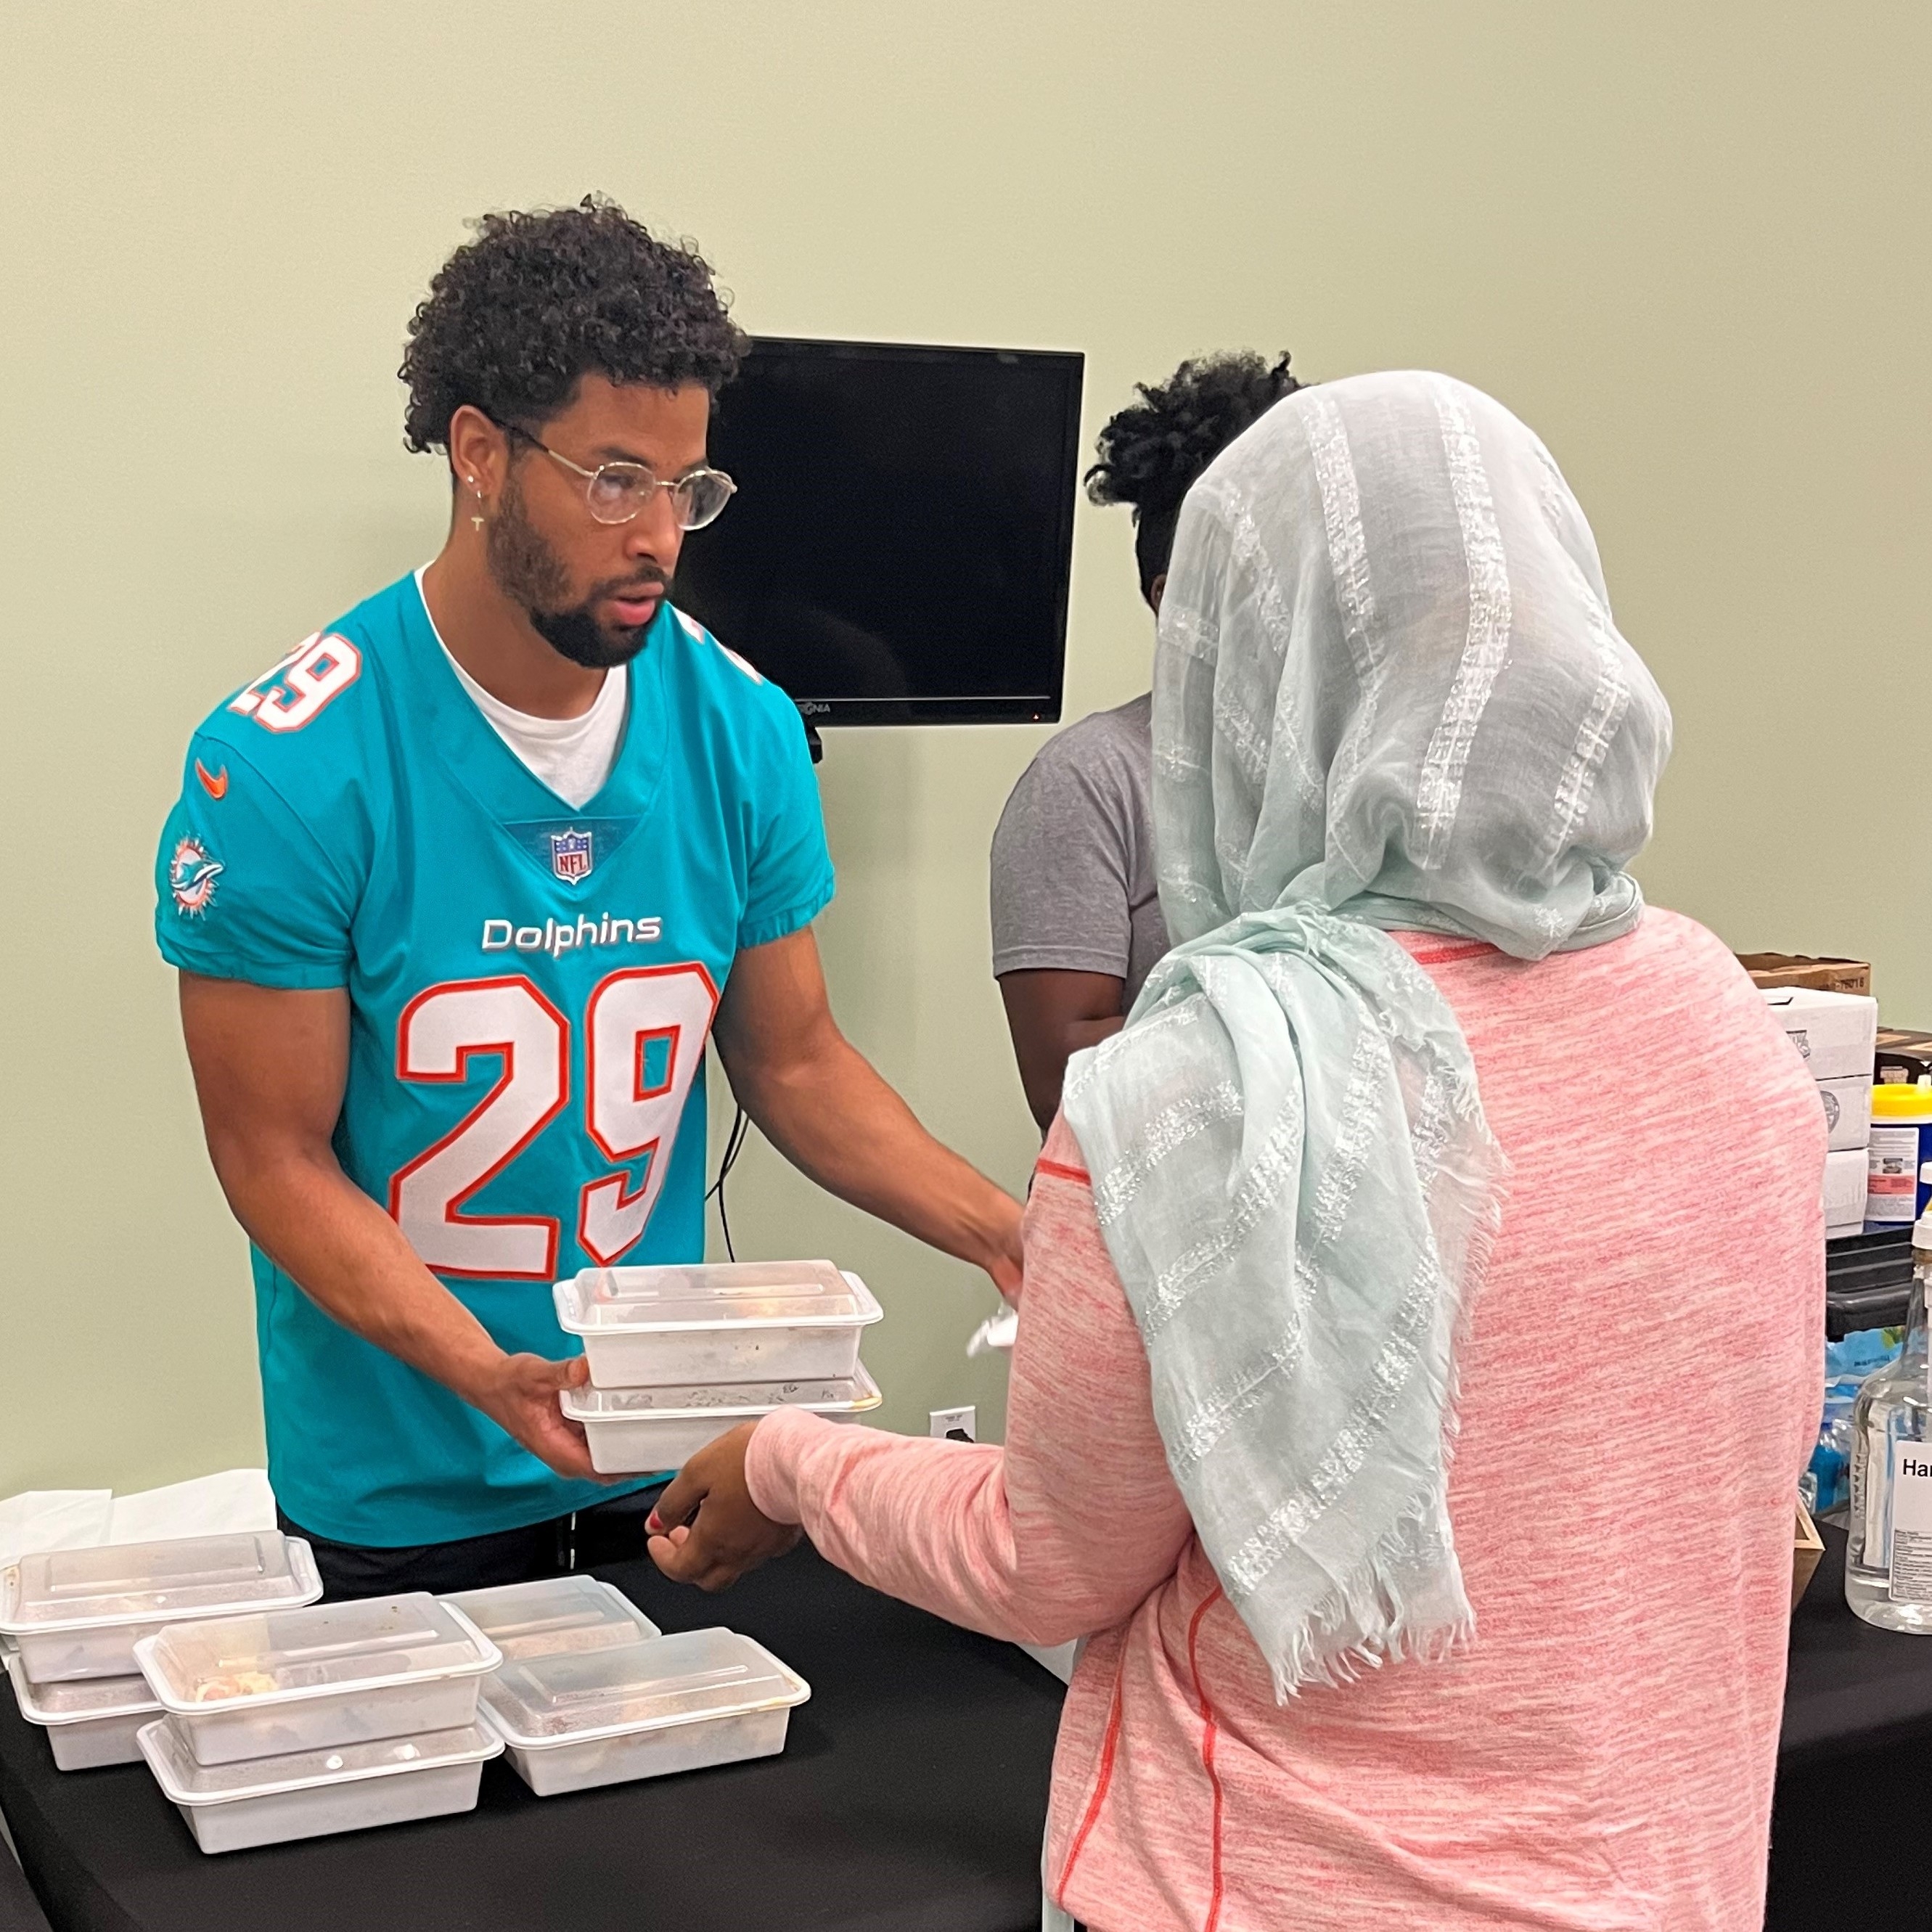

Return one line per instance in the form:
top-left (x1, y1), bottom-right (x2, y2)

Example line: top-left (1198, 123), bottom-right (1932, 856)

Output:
top-left (705, 1105), bottom-right (751, 1261)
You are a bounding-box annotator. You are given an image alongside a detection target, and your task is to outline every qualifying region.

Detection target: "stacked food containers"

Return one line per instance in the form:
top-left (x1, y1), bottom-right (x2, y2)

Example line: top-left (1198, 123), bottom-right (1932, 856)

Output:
top-left (129, 1590), bottom-right (504, 1852)
top-left (0, 1531), bottom-right (321, 1772)
top-left (552, 1259), bottom-right (885, 1473)
top-left (446, 1574), bottom-right (810, 1796)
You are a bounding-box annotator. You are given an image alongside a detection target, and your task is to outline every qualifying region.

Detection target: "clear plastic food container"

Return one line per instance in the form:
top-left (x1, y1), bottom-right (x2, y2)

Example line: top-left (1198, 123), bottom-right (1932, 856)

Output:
top-left (441, 1576), bottom-right (660, 1660)
top-left (6, 1651), bottom-right (159, 1770)
top-left (562, 1365), bottom-right (882, 1475)
top-left (552, 1261), bottom-right (882, 1385)
top-left (0, 1533), bottom-right (323, 1685)
top-left (139, 1716), bottom-right (501, 1854)
top-left (134, 1593), bottom-right (501, 1768)
top-left (478, 1627), bottom-right (809, 1796)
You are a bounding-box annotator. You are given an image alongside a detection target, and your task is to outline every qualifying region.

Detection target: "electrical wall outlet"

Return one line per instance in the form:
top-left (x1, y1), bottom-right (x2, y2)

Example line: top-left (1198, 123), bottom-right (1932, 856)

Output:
top-left (930, 1405), bottom-right (977, 1444)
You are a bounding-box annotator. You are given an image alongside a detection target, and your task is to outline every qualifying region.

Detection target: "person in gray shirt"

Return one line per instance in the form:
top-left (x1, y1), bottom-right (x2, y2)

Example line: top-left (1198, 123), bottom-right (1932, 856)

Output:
top-left (991, 351), bottom-right (1305, 1131)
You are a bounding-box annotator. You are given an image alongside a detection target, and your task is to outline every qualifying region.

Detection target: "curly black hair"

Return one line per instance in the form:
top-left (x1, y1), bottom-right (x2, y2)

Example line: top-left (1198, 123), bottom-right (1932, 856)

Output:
top-left (1086, 350), bottom-right (1303, 602)
top-left (400, 196), bottom-right (748, 459)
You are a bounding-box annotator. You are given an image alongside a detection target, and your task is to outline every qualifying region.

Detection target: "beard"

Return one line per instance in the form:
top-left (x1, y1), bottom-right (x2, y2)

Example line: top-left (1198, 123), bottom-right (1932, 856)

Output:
top-left (484, 472), bottom-right (667, 669)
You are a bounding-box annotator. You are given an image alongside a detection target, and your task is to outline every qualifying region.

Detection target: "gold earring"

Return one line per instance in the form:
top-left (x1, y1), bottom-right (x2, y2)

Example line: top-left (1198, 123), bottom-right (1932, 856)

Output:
top-left (468, 479), bottom-right (485, 531)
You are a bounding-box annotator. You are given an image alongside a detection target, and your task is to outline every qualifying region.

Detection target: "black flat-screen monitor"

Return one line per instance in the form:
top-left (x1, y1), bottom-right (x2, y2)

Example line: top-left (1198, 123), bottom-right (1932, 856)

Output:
top-left (672, 337), bottom-right (1084, 725)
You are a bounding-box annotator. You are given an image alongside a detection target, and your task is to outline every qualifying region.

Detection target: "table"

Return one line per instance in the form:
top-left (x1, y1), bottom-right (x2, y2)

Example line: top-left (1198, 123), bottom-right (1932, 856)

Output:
top-left (0, 1544), bottom-right (1064, 1932)
top-left (1766, 1523), bottom-right (1932, 1932)
top-left (1780, 1519), bottom-right (1932, 1761)
top-left (0, 1843), bottom-right (52, 1932)
top-left (7, 1525), bottom-right (1930, 1932)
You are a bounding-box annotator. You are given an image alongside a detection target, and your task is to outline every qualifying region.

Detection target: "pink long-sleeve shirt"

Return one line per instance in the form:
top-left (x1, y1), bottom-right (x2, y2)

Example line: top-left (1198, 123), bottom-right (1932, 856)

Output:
top-left (748, 911), bottom-right (1824, 1932)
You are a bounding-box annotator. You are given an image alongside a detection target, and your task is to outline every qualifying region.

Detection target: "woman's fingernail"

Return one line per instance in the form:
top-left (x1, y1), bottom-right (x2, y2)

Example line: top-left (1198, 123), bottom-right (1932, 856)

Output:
top-left (646, 1510), bottom-right (663, 1534)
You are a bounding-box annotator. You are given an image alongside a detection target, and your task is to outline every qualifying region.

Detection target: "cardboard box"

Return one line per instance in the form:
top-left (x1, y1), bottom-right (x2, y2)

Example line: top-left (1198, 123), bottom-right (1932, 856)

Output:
top-left (1825, 1147), bottom-right (1869, 1236)
top-left (1876, 1028), bottom-right (1932, 1087)
top-left (1819, 1075), bottom-right (1874, 1153)
top-left (1764, 987), bottom-right (1880, 1084)
top-left (1793, 1503), bottom-right (1825, 1610)
top-left (1740, 952), bottom-right (1873, 998)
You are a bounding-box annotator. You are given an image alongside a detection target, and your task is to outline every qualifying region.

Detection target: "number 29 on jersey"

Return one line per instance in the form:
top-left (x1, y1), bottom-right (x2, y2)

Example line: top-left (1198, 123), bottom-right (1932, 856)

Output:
top-left (388, 963), bottom-right (719, 1280)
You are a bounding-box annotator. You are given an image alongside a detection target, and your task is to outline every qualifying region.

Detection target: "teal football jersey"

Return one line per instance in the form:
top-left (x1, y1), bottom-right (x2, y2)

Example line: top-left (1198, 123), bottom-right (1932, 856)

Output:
top-left (155, 572), bottom-right (834, 1546)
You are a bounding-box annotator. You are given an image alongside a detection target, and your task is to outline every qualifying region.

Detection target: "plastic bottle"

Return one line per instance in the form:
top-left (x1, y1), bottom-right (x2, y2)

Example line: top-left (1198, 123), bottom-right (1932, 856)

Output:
top-left (1844, 1203), bottom-right (1932, 1630)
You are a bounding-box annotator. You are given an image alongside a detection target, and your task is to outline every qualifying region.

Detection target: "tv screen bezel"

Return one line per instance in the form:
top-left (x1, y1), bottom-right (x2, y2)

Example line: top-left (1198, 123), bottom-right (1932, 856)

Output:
top-left (690, 335), bottom-right (1084, 727)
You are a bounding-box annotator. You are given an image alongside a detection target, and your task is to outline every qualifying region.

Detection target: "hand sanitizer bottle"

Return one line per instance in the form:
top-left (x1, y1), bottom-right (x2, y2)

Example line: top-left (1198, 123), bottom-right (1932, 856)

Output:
top-left (1846, 1205), bottom-right (1932, 1630)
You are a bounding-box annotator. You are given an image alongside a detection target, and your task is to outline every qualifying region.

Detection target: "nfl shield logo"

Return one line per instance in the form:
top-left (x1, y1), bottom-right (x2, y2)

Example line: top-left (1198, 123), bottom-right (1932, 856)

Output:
top-left (550, 828), bottom-right (594, 883)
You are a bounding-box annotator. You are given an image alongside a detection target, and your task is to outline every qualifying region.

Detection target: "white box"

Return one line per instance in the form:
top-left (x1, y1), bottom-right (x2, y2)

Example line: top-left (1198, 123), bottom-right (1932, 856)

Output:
top-left (477, 1626), bottom-right (809, 1797)
top-left (1764, 987), bottom-right (1879, 1084)
top-left (553, 1261), bottom-right (883, 1386)
top-left (139, 1717), bottom-right (499, 1854)
top-left (1819, 1075), bottom-right (1874, 1153)
top-left (6, 1652), bottom-right (158, 1770)
top-left (136, 1593), bottom-right (499, 1768)
top-left (562, 1365), bottom-right (882, 1475)
top-left (0, 1533), bottom-right (322, 1685)
top-left (1825, 1147), bottom-right (1869, 1236)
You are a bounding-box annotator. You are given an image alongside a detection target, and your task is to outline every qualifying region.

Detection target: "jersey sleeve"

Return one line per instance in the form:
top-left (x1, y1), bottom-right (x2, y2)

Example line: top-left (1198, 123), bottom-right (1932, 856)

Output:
top-left (989, 736), bottom-right (1136, 981)
top-left (155, 734), bottom-right (357, 989)
top-left (738, 701), bottom-right (836, 952)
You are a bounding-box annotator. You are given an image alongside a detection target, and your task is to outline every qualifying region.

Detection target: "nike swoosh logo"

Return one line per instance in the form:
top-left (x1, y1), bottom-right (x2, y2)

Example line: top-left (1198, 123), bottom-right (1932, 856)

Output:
top-left (195, 760), bottom-right (229, 800)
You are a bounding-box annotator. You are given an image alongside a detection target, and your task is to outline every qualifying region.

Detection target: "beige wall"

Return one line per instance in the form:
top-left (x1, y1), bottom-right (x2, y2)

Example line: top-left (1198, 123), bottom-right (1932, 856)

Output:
top-left (3, 2), bottom-right (1925, 1495)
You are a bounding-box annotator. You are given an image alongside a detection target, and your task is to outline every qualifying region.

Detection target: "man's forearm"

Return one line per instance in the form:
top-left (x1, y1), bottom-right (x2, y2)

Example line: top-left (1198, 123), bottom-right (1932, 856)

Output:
top-left (724, 1035), bottom-right (1018, 1274)
top-left (208, 1140), bottom-right (503, 1403)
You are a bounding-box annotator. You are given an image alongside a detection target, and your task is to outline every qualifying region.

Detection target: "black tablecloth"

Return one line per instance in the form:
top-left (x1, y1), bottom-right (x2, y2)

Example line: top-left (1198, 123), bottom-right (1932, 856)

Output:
top-left (1765, 1522), bottom-right (1932, 1932)
top-left (0, 1544), bottom-right (1063, 1932)
top-left (7, 1521), bottom-right (1932, 1932)
top-left (1779, 1519), bottom-right (1932, 1763)
top-left (0, 1845), bottom-right (52, 1932)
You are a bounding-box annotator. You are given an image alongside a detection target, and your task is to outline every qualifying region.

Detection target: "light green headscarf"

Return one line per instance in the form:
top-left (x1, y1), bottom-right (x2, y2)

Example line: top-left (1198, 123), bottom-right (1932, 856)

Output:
top-left (1062, 372), bottom-right (1671, 1695)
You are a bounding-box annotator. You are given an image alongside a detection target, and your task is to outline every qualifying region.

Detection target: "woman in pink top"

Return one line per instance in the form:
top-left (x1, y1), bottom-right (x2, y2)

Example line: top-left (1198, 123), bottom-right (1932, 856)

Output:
top-left (651, 374), bottom-right (1824, 1931)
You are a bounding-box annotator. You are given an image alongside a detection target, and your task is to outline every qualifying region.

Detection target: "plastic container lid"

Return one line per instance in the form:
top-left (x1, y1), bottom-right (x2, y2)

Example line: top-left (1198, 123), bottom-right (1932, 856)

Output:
top-left (553, 1261), bottom-right (882, 1335)
top-left (1872, 1081), bottom-right (1932, 1121)
top-left (478, 1628), bottom-right (809, 1748)
top-left (6, 1651), bottom-right (157, 1726)
top-left (561, 1364), bottom-right (881, 1427)
top-left (441, 1576), bottom-right (660, 1660)
top-left (0, 1534), bottom-right (322, 1637)
top-left (557, 1371), bottom-right (872, 1411)
top-left (139, 1716), bottom-right (501, 1805)
top-left (136, 1593), bottom-right (499, 1715)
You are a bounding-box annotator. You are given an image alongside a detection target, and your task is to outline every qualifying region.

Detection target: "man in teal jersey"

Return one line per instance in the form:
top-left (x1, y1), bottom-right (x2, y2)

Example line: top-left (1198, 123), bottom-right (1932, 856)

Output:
top-left (155, 199), bottom-right (1023, 1598)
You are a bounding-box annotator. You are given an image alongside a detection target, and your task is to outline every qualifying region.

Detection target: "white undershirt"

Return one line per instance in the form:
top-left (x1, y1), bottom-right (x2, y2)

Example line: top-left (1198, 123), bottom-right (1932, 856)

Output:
top-left (417, 568), bottom-right (627, 810)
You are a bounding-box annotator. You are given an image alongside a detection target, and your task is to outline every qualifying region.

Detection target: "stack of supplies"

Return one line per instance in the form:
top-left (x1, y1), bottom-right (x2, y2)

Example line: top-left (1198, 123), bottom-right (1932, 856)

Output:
top-left (0, 1531), bottom-right (320, 1772)
top-left (1764, 986), bottom-right (1878, 1239)
top-left (129, 1591), bottom-right (503, 1853)
top-left (446, 1575), bottom-right (809, 1797)
top-left (552, 1260), bottom-right (884, 1474)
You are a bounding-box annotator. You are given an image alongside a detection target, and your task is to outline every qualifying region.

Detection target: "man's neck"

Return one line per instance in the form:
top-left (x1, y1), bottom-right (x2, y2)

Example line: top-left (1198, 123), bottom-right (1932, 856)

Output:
top-left (421, 537), bottom-right (607, 721)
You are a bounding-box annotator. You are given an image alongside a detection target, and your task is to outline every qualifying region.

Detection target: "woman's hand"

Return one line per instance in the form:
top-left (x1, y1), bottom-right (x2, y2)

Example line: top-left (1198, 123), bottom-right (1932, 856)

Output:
top-left (647, 1422), bottom-right (802, 1591)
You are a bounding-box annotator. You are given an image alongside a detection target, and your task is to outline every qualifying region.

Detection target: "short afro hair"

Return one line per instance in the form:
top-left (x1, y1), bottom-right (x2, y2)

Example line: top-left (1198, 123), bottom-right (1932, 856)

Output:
top-left (1086, 350), bottom-right (1303, 602)
top-left (400, 195), bottom-right (748, 458)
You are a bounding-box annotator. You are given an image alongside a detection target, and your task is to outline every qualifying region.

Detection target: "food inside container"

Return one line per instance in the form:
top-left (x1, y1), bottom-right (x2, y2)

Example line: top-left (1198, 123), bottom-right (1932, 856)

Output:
top-left (441, 1576), bottom-right (660, 1660)
top-left (478, 1626), bottom-right (809, 1796)
top-left (139, 1716), bottom-right (501, 1854)
top-left (562, 1364), bottom-right (882, 1474)
top-left (0, 1533), bottom-right (322, 1685)
top-left (552, 1261), bottom-right (883, 1384)
top-left (135, 1592), bottom-right (500, 1767)
top-left (5, 1651), bottom-right (160, 1771)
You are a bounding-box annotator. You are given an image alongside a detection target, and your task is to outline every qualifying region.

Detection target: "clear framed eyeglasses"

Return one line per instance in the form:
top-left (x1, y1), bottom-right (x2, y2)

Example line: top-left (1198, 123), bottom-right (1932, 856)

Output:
top-left (502, 423), bottom-right (737, 530)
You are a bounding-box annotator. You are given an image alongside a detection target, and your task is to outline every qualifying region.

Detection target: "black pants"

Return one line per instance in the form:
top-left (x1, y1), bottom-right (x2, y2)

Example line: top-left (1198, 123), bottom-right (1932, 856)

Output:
top-left (279, 1486), bottom-right (665, 1601)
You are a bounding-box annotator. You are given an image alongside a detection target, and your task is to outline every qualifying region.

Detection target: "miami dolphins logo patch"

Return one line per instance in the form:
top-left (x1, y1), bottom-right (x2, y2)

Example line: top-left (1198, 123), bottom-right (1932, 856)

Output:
top-left (170, 835), bottom-right (225, 916)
